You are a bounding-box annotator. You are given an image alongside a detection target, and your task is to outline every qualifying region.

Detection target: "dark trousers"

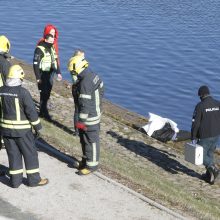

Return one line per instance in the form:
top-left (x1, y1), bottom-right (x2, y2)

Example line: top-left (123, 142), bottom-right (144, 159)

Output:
top-left (198, 136), bottom-right (219, 168)
top-left (38, 72), bottom-right (53, 116)
top-left (79, 125), bottom-right (100, 170)
top-left (3, 131), bottom-right (41, 187)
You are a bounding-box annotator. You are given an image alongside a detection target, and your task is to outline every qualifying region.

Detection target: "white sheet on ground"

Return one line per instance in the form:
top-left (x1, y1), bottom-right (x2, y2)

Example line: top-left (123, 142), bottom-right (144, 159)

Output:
top-left (142, 112), bottom-right (179, 137)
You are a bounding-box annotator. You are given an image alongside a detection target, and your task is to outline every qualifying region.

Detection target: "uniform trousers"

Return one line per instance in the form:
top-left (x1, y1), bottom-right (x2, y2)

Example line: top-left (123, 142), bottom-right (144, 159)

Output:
top-left (38, 71), bottom-right (53, 117)
top-left (79, 124), bottom-right (100, 170)
top-left (3, 131), bottom-right (41, 188)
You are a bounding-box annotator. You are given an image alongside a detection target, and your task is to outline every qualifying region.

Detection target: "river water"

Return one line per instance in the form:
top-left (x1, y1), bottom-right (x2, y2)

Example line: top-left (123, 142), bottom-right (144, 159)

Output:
top-left (1, 0), bottom-right (220, 130)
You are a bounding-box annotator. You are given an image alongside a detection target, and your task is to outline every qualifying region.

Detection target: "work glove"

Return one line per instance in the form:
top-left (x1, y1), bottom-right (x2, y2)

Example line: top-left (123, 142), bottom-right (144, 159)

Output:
top-left (191, 139), bottom-right (197, 145)
top-left (75, 122), bottom-right (87, 131)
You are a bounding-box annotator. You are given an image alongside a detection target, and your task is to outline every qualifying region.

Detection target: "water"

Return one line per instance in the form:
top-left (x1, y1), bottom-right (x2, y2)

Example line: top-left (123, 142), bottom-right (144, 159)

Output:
top-left (1, 0), bottom-right (220, 130)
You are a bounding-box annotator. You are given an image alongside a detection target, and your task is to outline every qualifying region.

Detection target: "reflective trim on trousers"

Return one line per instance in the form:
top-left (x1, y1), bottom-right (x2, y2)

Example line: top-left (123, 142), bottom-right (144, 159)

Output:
top-left (26, 168), bottom-right (40, 174)
top-left (87, 161), bottom-right (99, 167)
top-left (9, 169), bottom-right (23, 175)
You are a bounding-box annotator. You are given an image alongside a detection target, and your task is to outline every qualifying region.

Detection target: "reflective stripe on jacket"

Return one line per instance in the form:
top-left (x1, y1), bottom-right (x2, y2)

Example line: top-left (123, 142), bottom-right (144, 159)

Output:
top-left (37, 45), bottom-right (57, 72)
top-left (0, 85), bottom-right (42, 137)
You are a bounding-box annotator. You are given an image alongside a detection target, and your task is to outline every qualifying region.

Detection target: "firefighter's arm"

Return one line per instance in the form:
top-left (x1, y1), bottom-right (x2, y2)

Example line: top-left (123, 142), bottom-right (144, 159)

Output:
top-left (33, 47), bottom-right (44, 82)
top-left (23, 90), bottom-right (42, 132)
top-left (76, 82), bottom-right (93, 130)
top-left (191, 104), bottom-right (202, 140)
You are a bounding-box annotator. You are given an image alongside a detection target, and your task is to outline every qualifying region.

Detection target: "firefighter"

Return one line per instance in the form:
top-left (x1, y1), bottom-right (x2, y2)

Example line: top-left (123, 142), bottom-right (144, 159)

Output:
top-left (69, 49), bottom-right (85, 136)
top-left (0, 36), bottom-right (12, 154)
top-left (0, 65), bottom-right (48, 188)
top-left (33, 24), bottom-right (62, 120)
top-left (68, 52), bottom-right (104, 175)
top-left (0, 35), bottom-right (12, 87)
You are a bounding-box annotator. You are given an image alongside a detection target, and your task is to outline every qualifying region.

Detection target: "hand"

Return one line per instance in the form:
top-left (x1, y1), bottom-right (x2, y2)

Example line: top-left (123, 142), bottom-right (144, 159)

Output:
top-left (57, 73), bottom-right (62, 81)
top-left (75, 122), bottom-right (87, 131)
top-left (37, 79), bottom-right (42, 84)
top-left (0, 137), bottom-right (5, 150)
top-left (191, 139), bottom-right (197, 145)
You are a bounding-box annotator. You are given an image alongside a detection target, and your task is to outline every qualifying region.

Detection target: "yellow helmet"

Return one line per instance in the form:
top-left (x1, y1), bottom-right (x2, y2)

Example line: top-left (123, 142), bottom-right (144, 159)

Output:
top-left (0, 35), bottom-right (10, 53)
top-left (8, 65), bottom-right (25, 79)
top-left (68, 55), bottom-right (88, 74)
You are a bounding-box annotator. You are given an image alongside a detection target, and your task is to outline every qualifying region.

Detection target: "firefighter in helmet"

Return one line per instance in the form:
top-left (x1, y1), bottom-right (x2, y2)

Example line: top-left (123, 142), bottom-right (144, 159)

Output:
top-left (68, 51), bottom-right (104, 175)
top-left (0, 35), bottom-right (12, 165)
top-left (0, 35), bottom-right (12, 87)
top-left (0, 65), bottom-right (48, 188)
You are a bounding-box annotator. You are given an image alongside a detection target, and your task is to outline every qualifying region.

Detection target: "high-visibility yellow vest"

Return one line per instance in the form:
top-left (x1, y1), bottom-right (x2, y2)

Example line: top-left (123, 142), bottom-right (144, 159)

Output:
top-left (37, 45), bottom-right (58, 72)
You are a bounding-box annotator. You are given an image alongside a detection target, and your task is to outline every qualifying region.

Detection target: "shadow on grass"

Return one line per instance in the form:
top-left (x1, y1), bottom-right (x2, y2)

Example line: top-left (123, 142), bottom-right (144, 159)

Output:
top-left (34, 99), bottom-right (76, 136)
top-left (107, 130), bottom-right (201, 178)
top-left (36, 138), bottom-right (79, 169)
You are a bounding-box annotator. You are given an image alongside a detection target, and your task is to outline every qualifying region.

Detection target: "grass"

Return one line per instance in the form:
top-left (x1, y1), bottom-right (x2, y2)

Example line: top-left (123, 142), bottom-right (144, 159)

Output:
top-left (39, 119), bottom-right (220, 220)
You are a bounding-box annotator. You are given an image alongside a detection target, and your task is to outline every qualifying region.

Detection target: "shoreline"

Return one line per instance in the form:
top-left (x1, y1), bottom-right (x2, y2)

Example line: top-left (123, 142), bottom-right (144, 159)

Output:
top-left (11, 57), bottom-right (149, 129)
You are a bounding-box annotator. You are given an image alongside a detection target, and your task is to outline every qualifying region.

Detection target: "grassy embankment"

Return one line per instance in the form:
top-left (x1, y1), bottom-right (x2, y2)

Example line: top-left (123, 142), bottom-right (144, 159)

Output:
top-left (14, 58), bottom-right (220, 220)
top-left (40, 119), bottom-right (220, 220)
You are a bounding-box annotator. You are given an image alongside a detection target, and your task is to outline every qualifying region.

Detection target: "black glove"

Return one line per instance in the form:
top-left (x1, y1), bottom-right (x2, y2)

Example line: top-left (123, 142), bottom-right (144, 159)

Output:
top-left (35, 130), bottom-right (42, 139)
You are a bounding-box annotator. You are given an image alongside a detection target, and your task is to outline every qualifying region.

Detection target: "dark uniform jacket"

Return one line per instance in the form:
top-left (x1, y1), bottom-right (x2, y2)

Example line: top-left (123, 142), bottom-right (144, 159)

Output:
top-left (33, 41), bottom-right (60, 81)
top-left (191, 96), bottom-right (220, 140)
top-left (0, 53), bottom-right (11, 86)
top-left (0, 85), bottom-right (42, 137)
top-left (76, 68), bottom-right (104, 127)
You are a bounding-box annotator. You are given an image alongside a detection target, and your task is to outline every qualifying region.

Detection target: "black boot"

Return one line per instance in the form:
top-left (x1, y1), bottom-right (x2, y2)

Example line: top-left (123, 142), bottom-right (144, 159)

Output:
top-left (39, 100), bottom-right (52, 121)
top-left (207, 165), bottom-right (219, 185)
top-left (201, 169), bottom-right (211, 183)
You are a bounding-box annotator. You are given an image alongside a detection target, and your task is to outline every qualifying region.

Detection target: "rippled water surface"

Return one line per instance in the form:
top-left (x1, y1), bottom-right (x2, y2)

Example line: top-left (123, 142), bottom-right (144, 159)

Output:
top-left (1, 0), bottom-right (220, 130)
